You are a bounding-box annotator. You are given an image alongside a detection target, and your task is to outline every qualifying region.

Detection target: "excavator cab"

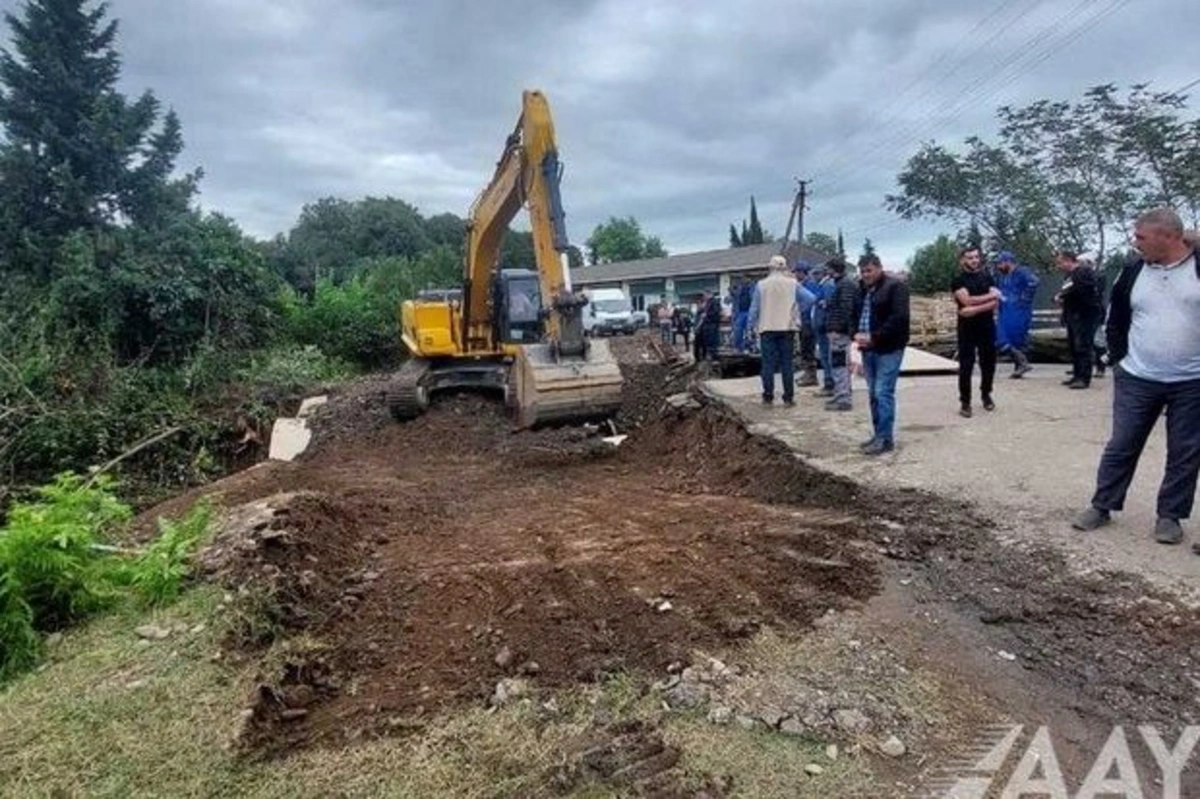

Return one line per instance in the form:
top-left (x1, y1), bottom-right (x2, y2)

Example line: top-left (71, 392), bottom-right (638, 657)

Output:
top-left (493, 269), bottom-right (544, 344)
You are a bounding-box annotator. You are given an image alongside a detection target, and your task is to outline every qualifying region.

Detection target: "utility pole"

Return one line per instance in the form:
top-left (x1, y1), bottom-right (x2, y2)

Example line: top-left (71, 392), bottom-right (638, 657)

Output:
top-left (779, 177), bottom-right (810, 255)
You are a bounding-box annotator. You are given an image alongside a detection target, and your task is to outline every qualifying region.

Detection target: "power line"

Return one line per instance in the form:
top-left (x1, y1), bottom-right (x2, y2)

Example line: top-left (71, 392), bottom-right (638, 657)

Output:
top-left (807, 0), bottom-right (1044, 182)
top-left (817, 0), bottom-right (1132, 197)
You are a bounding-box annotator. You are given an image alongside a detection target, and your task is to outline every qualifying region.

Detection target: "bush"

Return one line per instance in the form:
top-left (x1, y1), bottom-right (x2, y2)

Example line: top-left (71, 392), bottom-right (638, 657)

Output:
top-left (0, 474), bottom-right (214, 679)
top-left (0, 474), bottom-right (131, 678)
top-left (125, 502), bottom-right (213, 607)
top-left (238, 344), bottom-right (354, 394)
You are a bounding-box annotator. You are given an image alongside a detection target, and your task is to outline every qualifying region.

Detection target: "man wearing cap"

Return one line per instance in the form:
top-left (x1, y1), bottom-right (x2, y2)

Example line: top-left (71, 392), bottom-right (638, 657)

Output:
top-left (749, 255), bottom-right (816, 406)
top-left (1053, 251), bottom-right (1104, 389)
top-left (823, 257), bottom-right (861, 411)
top-left (993, 250), bottom-right (1039, 378)
top-left (810, 265), bottom-right (837, 396)
top-left (792, 262), bottom-right (821, 387)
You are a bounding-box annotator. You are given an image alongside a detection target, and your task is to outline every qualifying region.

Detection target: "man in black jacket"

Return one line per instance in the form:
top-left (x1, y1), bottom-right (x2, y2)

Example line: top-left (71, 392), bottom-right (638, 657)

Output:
top-left (1072, 208), bottom-right (1200, 548)
top-left (854, 254), bottom-right (910, 455)
top-left (1054, 251), bottom-right (1104, 388)
top-left (823, 257), bottom-right (861, 411)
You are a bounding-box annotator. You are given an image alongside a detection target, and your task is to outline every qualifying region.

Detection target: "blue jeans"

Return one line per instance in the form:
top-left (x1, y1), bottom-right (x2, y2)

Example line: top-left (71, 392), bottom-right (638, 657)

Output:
top-left (759, 331), bottom-right (795, 402)
top-left (817, 329), bottom-right (833, 389)
top-left (863, 348), bottom-right (903, 445)
top-left (732, 312), bottom-right (749, 352)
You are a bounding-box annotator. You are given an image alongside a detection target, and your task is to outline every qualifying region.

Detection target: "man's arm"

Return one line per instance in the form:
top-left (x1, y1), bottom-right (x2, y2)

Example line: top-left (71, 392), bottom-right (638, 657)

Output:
top-left (795, 284), bottom-right (816, 314)
top-left (959, 298), bottom-right (999, 317)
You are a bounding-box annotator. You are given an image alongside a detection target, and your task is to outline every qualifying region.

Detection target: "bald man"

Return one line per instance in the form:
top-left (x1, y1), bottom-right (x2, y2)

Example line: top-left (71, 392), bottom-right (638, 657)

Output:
top-left (1073, 208), bottom-right (1200, 549)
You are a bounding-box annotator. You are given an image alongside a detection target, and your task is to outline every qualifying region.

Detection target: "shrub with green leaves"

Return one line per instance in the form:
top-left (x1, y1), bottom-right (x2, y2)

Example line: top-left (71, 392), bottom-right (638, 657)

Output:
top-left (0, 474), bottom-right (214, 680)
top-left (0, 474), bottom-right (131, 678)
top-left (126, 502), bottom-right (213, 607)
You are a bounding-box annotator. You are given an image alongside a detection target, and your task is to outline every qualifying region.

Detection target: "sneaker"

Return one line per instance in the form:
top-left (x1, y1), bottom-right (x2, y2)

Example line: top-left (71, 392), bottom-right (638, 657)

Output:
top-left (859, 436), bottom-right (878, 450)
top-left (762, 396), bottom-right (774, 405)
top-left (783, 398), bottom-right (795, 408)
top-left (1061, 377), bottom-right (1077, 385)
top-left (1155, 517), bottom-right (1184, 545)
top-left (982, 396), bottom-right (996, 411)
top-left (813, 387), bottom-right (834, 398)
top-left (1012, 364), bottom-right (1032, 378)
top-left (1066, 380), bottom-right (1089, 390)
top-left (1071, 506), bottom-right (1111, 531)
top-left (824, 400), bottom-right (852, 412)
top-left (862, 440), bottom-right (894, 456)
top-left (959, 404), bottom-right (972, 418)
top-left (797, 373), bottom-right (819, 387)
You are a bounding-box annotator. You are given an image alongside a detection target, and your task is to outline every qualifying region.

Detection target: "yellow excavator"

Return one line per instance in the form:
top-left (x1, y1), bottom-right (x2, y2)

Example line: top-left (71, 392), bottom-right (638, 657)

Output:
top-left (388, 90), bottom-right (624, 428)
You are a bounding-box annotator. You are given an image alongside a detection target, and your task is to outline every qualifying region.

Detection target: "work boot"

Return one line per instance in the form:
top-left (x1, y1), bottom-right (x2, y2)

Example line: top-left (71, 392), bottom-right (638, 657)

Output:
top-left (797, 370), bottom-right (819, 387)
top-left (859, 436), bottom-right (878, 450)
top-left (862, 439), bottom-right (894, 456)
top-left (813, 386), bottom-right (834, 398)
top-left (959, 404), bottom-right (972, 418)
top-left (1066, 379), bottom-right (1089, 390)
top-left (1155, 517), bottom-right (1184, 545)
top-left (1011, 351), bottom-right (1031, 378)
top-left (823, 400), bottom-right (852, 412)
top-left (1071, 506), bottom-right (1111, 531)
top-left (982, 395), bottom-right (995, 412)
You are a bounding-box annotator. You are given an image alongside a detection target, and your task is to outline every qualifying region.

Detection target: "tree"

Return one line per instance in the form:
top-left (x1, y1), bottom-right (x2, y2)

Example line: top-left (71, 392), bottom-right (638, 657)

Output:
top-left (887, 83), bottom-right (1200, 266)
top-left (861, 238), bottom-right (876, 258)
top-left (748, 196), bottom-right (764, 244)
top-left (0, 0), bottom-right (196, 275)
top-left (804, 232), bottom-right (838, 257)
top-left (962, 220), bottom-right (984, 250)
top-left (907, 235), bottom-right (961, 295)
top-left (837, 229), bottom-right (845, 257)
top-left (741, 219), bottom-right (749, 247)
top-left (729, 223), bottom-right (741, 248)
top-left (584, 216), bottom-right (667, 264)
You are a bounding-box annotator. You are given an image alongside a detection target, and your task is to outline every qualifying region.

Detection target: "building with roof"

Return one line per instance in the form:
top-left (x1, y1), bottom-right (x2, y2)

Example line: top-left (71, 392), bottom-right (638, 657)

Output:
top-left (570, 241), bottom-right (834, 311)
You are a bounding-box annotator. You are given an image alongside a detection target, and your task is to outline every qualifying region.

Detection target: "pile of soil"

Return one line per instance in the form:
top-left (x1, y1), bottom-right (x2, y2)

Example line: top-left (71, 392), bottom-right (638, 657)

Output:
top-left (185, 339), bottom-right (881, 752)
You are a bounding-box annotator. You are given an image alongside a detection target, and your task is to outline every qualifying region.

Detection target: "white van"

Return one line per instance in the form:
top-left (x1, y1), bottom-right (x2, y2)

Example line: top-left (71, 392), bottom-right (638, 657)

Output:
top-left (582, 288), bottom-right (635, 336)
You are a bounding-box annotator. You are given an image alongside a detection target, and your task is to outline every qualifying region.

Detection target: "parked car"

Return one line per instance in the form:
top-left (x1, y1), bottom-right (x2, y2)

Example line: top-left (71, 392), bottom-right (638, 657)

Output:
top-left (582, 288), bottom-right (636, 336)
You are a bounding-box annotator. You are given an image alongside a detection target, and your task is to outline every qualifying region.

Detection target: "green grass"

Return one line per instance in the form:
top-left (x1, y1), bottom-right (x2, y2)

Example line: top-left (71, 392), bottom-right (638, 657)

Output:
top-left (0, 592), bottom-right (891, 798)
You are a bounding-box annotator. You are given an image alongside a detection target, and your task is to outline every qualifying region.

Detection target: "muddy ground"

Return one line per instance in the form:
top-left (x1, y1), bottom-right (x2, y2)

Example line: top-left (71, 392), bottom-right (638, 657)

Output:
top-left (145, 332), bottom-right (1200, 795)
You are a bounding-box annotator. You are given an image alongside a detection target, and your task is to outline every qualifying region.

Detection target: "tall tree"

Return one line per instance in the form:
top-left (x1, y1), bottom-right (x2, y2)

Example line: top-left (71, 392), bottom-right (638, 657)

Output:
top-left (741, 219), bottom-right (749, 247)
top-left (907, 234), bottom-right (960, 295)
top-left (0, 0), bottom-right (195, 274)
top-left (747, 196), bottom-right (764, 244)
top-left (837, 228), bottom-right (845, 257)
top-left (585, 216), bottom-right (668, 264)
top-left (861, 238), bottom-right (876, 258)
top-left (804, 231), bottom-right (838, 257)
top-left (729, 223), bottom-right (742, 248)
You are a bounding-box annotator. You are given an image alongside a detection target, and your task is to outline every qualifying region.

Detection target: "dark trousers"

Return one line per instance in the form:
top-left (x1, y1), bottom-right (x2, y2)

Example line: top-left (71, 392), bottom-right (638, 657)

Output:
top-left (957, 322), bottom-right (996, 405)
top-left (1092, 369), bottom-right (1200, 520)
top-left (1066, 314), bottom-right (1099, 384)
top-left (797, 322), bottom-right (817, 374)
top-left (760, 331), bottom-right (795, 402)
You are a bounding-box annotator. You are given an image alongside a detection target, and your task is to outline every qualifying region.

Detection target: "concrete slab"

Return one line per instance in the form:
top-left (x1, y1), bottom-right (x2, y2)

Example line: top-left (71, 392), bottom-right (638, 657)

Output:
top-left (269, 418), bottom-right (312, 462)
top-left (297, 395), bottom-right (329, 417)
top-left (704, 366), bottom-right (1200, 603)
top-left (897, 346), bottom-right (957, 375)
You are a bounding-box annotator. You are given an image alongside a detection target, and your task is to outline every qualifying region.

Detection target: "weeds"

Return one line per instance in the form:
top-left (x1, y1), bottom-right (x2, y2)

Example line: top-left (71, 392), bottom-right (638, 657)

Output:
top-left (0, 474), bottom-right (213, 679)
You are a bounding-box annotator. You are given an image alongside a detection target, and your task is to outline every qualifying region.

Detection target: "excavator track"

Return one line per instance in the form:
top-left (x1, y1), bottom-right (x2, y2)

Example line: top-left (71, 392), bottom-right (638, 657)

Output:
top-left (387, 359), bottom-right (431, 422)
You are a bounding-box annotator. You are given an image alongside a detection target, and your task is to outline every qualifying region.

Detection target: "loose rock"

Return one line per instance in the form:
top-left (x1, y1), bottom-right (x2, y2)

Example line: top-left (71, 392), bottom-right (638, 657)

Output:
top-left (135, 625), bottom-right (171, 641)
top-left (492, 678), bottom-right (531, 706)
top-left (805, 764), bottom-right (825, 776)
top-left (707, 706), bottom-right (733, 726)
top-left (780, 717), bottom-right (807, 736)
top-left (880, 735), bottom-right (907, 758)
top-left (494, 646), bottom-right (514, 669)
top-left (833, 708), bottom-right (872, 735)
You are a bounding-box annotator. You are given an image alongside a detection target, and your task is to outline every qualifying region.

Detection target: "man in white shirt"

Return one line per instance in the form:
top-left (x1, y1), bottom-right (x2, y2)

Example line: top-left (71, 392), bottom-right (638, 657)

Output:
top-left (1072, 208), bottom-right (1200, 548)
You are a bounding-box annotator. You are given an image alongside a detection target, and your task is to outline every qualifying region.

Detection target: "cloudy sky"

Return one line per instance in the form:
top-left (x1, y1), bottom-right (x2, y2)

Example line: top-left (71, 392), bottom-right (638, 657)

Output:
top-left (4, 0), bottom-right (1197, 266)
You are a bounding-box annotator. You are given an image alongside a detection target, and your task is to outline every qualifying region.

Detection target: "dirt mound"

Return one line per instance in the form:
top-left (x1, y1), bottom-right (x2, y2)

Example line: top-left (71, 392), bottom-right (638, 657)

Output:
top-left (191, 384), bottom-right (878, 752)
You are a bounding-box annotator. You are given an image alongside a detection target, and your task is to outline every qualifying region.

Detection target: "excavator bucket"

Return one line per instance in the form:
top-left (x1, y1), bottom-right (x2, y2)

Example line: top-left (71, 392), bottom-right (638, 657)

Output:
top-left (512, 338), bottom-right (624, 428)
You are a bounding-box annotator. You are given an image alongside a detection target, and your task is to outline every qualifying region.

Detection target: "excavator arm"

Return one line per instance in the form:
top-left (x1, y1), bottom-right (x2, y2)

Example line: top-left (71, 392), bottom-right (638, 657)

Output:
top-left (462, 90), bottom-right (577, 353)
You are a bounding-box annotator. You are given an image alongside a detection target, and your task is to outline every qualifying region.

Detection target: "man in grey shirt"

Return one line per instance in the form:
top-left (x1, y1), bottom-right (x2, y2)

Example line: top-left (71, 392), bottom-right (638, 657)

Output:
top-left (1072, 208), bottom-right (1200, 547)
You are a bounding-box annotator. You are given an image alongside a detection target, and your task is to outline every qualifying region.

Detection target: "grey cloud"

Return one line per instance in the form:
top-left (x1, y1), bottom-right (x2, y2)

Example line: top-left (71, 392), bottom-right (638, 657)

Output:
top-left (1, 0), bottom-right (1197, 266)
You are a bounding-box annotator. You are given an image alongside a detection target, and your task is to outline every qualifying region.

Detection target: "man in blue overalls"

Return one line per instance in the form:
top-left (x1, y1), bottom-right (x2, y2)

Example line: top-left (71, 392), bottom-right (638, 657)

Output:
top-left (993, 250), bottom-right (1039, 378)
